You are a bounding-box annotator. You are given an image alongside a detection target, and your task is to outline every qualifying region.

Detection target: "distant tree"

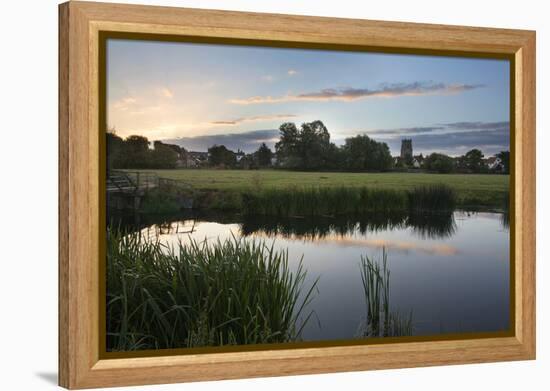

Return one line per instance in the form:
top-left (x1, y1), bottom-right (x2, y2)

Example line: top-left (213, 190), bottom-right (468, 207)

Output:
top-left (151, 141), bottom-right (178, 169)
top-left (463, 149), bottom-right (486, 173)
top-left (372, 141), bottom-right (393, 171)
top-left (342, 135), bottom-right (370, 171)
top-left (424, 153), bottom-right (455, 173)
top-left (106, 131), bottom-right (124, 169)
top-left (239, 154), bottom-right (257, 170)
top-left (299, 120), bottom-right (332, 169)
top-left (323, 143), bottom-right (345, 171)
top-left (275, 122), bottom-right (301, 168)
top-left (256, 143), bottom-right (273, 167)
top-left (208, 144), bottom-right (236, 168)
top-left (124, 135), bottom-right (151, 168)
top-left (341, 134), bottom-right (393, 171)
top-left (275, 121), bottom-right (335, 170)
top-left (496, 150), bottom-right (510, 174)
top-left (455, 155), bottom-right (467, 172)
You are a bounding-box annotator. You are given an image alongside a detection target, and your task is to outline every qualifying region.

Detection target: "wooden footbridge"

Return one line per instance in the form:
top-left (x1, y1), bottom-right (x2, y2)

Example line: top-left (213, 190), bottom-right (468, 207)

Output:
top-left (107, 171), bottom-right (159, 195)
top-left (107, 170), bottom-right (192, 210)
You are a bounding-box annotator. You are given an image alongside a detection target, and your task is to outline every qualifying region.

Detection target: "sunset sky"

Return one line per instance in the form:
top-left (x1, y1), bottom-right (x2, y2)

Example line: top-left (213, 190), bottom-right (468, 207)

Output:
top-left (107, 39), bottom-right (510, 156)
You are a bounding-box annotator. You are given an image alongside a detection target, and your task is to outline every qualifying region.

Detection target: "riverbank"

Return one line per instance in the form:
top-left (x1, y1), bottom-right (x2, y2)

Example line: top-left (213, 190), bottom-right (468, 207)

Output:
top-left (126, 169), bottom-right (509, 209)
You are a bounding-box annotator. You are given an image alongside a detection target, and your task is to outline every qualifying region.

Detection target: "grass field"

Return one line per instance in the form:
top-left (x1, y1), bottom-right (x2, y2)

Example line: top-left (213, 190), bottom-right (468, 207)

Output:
top-left (140, 169), bottom-right (509, 207)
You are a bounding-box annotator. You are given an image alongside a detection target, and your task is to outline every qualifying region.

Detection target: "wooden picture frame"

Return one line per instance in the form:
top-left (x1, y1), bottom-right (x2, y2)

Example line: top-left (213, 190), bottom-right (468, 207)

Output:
top-left (59, 1), bottom-right (536, 389)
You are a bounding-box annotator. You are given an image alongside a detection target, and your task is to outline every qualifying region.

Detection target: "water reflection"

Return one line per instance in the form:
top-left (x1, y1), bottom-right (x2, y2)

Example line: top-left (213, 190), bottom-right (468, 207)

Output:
top-left (110, 210), bottom-right (460, 241)
top-left (107, 209), bottom-right (510, 339)
top-left (500, 211), bottom-right (510, 229)
top-left (241, 212), bottom-right (457, 241)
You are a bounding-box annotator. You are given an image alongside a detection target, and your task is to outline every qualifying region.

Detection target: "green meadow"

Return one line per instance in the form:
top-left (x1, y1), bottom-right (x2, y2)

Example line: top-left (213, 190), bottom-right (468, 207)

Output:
top-left (137, 169), bottom-right (509, 208)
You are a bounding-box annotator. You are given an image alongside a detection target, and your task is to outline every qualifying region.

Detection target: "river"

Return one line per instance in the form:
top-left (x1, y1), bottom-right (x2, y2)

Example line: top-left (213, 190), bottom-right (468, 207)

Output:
top-left (109, 210), bottom-right (510, 341)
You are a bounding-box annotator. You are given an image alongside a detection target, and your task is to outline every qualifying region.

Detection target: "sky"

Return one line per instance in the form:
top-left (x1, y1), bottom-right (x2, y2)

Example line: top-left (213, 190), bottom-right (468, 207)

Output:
top-left (107, 39), bottom-right (510, 156)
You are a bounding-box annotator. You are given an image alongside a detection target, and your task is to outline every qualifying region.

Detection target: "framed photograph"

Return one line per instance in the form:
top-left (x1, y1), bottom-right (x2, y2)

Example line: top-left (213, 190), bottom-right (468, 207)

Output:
top-left (59, 1), bottom-right (536, 389)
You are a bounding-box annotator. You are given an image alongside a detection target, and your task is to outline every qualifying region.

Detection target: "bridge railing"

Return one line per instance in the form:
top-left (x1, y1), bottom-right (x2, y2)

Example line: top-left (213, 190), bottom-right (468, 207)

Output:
top-left (108, 170), bottom-right (193, 194)
top-left (123, 171), bottom-right (159, 191)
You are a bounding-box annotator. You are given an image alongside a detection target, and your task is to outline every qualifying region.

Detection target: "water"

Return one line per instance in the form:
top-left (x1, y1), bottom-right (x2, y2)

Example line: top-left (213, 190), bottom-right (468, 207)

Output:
top-left (111, 210), bottom-right (510, 341)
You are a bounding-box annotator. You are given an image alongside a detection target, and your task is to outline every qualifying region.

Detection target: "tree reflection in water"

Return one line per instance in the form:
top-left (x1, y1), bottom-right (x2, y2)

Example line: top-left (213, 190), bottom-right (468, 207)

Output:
top-left (107, 207), bottom-right (514, 242)
top-left (241, 211), bottom-right (456, 241)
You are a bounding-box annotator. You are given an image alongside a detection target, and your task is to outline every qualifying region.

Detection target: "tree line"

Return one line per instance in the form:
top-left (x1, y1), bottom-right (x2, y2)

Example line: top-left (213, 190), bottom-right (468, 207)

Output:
top-left (107, 133), bottom-right (183, 169)
top-left (274, 121), bottom-right (393, 171)
top-left (421, 150), bottom-right (509, 174)
top-left (107, 121), bottom-right (510, 174)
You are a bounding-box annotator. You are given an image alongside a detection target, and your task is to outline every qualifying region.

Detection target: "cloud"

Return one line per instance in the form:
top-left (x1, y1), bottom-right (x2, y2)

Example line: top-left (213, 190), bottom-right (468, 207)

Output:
top-left (209, 114), bottom-right (297, 126)
top-left (287, 69), bottom-right (297, 76)
top-left (376, 121), bottom-right (510, 156)
top-left (358, 239), bottom-right (459, 256)
top-left (164, 129), bottom-right (280, 153)
top-left (229, 95), bottom-right (290, 105)
top-left (229, 81), bottom-right (485, 104)
top-left (112, 97), bottom-right (137, 110)
top-left (369, 126), bottom-right (445, 136)
top-left (252, 232), bottom-right (459, 255)
top-left (133, 119), bottom-right (509, 157)
top-left (159, 87), bottom-right (174, 98)
top-left (440, 121), bottom-right (509, 131)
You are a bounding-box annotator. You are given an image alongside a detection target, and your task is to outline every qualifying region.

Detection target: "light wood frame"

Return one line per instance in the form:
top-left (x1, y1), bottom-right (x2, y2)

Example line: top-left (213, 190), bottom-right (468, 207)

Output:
top-left (59, 1), bottom-right (536, 389)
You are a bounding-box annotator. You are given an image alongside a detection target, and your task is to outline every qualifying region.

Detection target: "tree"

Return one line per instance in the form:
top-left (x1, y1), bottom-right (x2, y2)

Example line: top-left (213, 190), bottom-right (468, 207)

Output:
top-left (299, 120), bottom-right (332, 169)
top-left (106, 131), bottom-right (124, 169)
top-left (151, 141), bottom-right (179, 169)
top-left (275, 120), bottom-right (337, 170)
top-left (323, 143), bottom-right (345, 171)
top-left (463, 149), bottom-right (486, 173)
top-left (341, 134), bottom-right (393, 171)
top-left (496, 151), bottom-right (510, 174)
top-left (208, 144), bottom-right (236, 168)
top-left (275, 122), bottom-right (301, 168)
top-left (124, 135), bottom-right (151, 168)
top-left (256, 143), bottom-right (273, 167)
top-left (424, 153), bottom-right (455, 173)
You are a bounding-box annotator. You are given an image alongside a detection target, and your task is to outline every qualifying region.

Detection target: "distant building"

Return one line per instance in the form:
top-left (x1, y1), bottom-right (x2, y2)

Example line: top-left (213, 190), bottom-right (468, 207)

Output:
top-left (400, 139), bottom-right (413, 163)
top-left (235, 151), bottom-right (245, 163)
top-left (412, 154), bottom-right (424, 169)
top-left (186, 151), bottom-right (209, 168)
top-left (485, 156), bottom-right (504, 172)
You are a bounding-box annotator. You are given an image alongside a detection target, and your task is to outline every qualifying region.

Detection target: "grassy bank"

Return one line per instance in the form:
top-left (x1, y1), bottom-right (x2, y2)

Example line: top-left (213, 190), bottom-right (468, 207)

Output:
top-left (140, 169), bottom-right (509, 207)
top-left (107, 228), bottom-right (317, 351)
top-left (241, 185), bottom-right (455, 216)
top-left (137, 184), bottom-right (475, 216)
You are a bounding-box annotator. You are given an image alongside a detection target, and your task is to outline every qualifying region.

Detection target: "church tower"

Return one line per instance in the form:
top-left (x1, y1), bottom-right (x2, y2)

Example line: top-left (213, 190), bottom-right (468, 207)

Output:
top-left (400, 139), bottom-right (413, 163)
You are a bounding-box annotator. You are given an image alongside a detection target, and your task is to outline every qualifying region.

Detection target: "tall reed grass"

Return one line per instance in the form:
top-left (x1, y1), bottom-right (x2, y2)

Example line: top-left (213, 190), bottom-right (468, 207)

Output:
top-left (242, 185), bottom-right (455, 217)
top-left (242, 187), bottom-right (407, 216)
top-left (358, 250), bottom-right (413, 337)
top-left (107, 228), bottom-right (318, 351)
top-left (407, 184), bottom-right (456, 212)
